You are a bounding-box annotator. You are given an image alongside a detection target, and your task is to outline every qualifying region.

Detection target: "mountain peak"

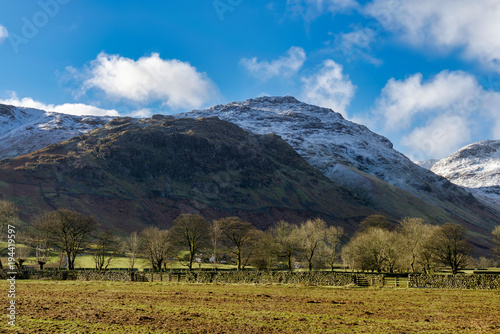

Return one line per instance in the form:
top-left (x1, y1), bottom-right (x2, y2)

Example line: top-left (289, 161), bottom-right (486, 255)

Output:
top-left (242, 95), bottom-right (301, 105)
top-left (200, 96), bottom-right (345, 121)
top-left (180, 96), bottom-right (397, 179)
top-left (431, 140), bottom-right (500, 210)
top-left (432, 140), bottom-right (500, 187)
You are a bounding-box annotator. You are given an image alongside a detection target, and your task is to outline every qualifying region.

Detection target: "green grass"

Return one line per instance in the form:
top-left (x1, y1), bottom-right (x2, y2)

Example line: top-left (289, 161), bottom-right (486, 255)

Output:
top-left (7, 254), bottom-right (239, 271)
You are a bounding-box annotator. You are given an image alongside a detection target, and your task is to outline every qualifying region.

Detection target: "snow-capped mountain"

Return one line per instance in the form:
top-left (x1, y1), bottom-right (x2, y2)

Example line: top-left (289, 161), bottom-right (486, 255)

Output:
top-left (0, 104), bottom-right (112, 159)
top-left (178, 97), bottom-right (500, 246)
top-left (431, 140), bottom-right (500, 208)
top-left (179, 96), bottom-right (455, 199)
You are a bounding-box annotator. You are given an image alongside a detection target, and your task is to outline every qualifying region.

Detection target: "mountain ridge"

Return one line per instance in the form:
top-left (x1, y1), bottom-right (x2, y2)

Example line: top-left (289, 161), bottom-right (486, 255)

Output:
top-left (0, 115), bottom-right (379, 234)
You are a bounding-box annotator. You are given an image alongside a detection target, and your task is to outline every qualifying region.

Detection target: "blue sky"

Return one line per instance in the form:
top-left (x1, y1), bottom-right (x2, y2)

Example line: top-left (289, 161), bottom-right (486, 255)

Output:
top-left (0, 0), bottom-right (499, 161)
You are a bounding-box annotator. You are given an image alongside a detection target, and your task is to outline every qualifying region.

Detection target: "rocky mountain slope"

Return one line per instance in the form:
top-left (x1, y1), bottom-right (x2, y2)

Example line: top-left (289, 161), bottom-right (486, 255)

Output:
top-left (178, 96), bottom-right (500, 248)
top-left (0, 104), bottom-right (111, 159)
top-left (432, 140), bottom-right (500, 209)
top-left (178, 97), bottom-right (454, 196)
top-left (0, 116), bottom-right (379, 234)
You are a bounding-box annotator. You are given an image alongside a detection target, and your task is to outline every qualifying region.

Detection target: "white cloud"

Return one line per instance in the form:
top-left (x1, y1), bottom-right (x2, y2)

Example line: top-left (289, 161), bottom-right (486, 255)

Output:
top-left (373, 70), bottom-right (500, 159)
top-left (0, 24), bottom-right (8, 44)
top-left (403, 114), bottom-right (471, 160)
top-left (482, 92), bottom-right (500, 140)
top-left (364, 0), bottom-right (500, 72)
top-left (335, 28), bottom-right (381, 65)
top-left (287, 0), bottom-right (359, 21)
top-left (493, 122), bottom-right (500, 140)
top-left (240, 47), bottom-right (306, 81)
top-left (300, 59), bottom-right (356, 117)
top-left (129, 108), bottom-right (152, 118)
top-left (0, 93), bottom-right (119, 117)
top-left (74, 52), bottom-right (218, 110)
top-left (375, 71), bottom-right (480, 129)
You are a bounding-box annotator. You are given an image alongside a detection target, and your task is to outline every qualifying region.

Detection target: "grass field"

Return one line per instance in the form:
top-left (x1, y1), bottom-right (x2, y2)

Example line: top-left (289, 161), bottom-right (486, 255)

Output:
top-left (1, 281), bottom-right (499, 333)
top-left (2, 254), bottom-right (238, 271)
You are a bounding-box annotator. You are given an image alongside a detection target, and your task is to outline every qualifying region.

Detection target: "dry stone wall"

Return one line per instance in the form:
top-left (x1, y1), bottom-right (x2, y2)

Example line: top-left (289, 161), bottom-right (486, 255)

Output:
top-left (2, 270), bottom-right (499, 289)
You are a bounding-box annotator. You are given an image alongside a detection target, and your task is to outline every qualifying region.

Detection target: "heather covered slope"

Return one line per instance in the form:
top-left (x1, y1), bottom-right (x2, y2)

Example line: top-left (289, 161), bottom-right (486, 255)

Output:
top-left (0, 116), bottom-right (378, 234)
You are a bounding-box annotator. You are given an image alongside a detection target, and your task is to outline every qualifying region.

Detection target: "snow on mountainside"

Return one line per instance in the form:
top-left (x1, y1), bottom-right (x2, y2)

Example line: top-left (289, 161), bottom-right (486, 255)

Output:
top-left (0, 104), bottom-right (112, 159)
top-left (431, 140), bottom-right (500, 208)
top-left (415, 159), bottom-right (439, 170)
top-left (178, 96), bottom-right (455, 198)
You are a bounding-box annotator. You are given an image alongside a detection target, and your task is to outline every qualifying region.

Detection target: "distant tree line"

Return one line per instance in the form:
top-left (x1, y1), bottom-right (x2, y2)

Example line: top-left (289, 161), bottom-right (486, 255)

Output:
top-left (1, 199), bottom-right (500, 274)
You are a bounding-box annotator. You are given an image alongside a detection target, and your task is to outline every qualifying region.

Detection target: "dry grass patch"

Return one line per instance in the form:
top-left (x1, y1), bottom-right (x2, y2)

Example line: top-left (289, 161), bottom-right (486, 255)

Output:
top-left (1, 280), bottom-right (499, 333)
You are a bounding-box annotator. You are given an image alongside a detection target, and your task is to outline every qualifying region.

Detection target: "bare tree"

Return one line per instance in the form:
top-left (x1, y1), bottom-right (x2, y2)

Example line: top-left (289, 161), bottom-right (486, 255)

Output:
top-left (249, 230), bottom-right (276, 270)
top-left (0, 200), bottom-right (19, 270)
top-left (210, 219), bottom-right (223, 269)
top-left (341, 242), bottom-right (357, 272)
top-left (219, 217), bottom-right (257, 271)
top-left (293, 218), bottom-right (327, 272)
top-left (31, 213), bottom-right (53, 270)
top-left (92, 230), bottom-right (120, 270)
top-left (140, 227), bottom-right (172, 271)
top-left (268, 220), bottom-right (299, 272)
top-left (429, 223), bottom-right (472, 275)
top-left (342, 227), bottom-right (401, 273)
top-left (492, 225), bottom-right (500, 263)
top-left (419, 237), bottom-right (438, 274)
top-left (324, 226), bottom-right (345, 271)
top-left (124, 231), bottom-right (140, 270)
top-left (399, 217), bottom-right (438, 273)
top-left (14, 243), bottom-right (32, 271)
top-left (36, 209), bottom-right (98, 270)
top-left (0, 200), bottom-right (18, 229)
top-left (170, 214), bottom-right (210, 271)
top-left (35, 243), bottom-right (50, 270)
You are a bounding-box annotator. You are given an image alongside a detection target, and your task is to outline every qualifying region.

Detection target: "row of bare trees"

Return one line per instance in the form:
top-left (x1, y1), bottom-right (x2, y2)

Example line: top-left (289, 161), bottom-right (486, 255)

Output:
top-left (2, 198), bottom-right (500, 273)
top-left (135, 214), bottom-right (500, 274)
top-left (342, 216), bottom-right (475, 274)
top-left (137, 215), bottom-right (344, 271)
